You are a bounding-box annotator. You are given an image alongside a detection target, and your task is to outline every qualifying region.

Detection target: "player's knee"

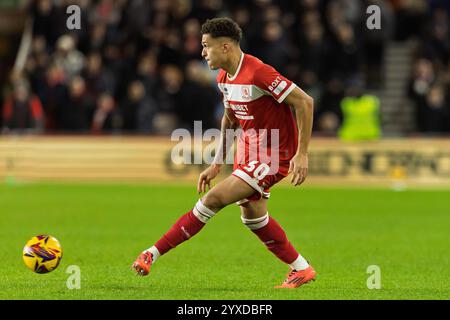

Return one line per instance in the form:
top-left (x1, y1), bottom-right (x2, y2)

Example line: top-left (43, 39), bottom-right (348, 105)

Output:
top-left (240, 200), bottom-right (267, 220)
top-left (241, 206), bottom-right (263, 220)
top-left (202, 191), bottom-right (226, 212)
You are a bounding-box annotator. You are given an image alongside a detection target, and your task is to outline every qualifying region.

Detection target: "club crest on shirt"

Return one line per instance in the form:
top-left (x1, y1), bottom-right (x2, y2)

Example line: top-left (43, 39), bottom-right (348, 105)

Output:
top-left (241, 87), bottom-right (250, 100)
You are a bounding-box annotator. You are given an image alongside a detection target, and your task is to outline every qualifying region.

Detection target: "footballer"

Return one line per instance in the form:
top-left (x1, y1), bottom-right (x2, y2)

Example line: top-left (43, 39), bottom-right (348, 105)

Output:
top-left (132, 17), bottom-right (315, 288)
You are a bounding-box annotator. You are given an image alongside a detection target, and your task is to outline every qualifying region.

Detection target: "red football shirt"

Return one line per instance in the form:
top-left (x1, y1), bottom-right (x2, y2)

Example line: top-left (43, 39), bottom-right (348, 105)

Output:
top-left (217, 53), bottom-right (298, 164)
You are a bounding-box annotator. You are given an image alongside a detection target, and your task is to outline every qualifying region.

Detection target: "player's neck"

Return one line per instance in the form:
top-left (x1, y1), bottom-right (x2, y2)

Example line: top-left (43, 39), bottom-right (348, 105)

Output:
top-left (224, 50), bottom-right (243, 78)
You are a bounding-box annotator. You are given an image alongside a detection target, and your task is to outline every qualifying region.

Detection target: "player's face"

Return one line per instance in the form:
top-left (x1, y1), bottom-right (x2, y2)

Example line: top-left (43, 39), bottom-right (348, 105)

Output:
top-left (201, 34), bottom-right (226, 70)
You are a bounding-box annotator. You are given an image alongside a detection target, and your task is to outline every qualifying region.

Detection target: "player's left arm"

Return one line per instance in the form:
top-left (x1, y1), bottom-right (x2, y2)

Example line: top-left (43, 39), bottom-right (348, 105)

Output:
top-left (284, 87), bottom-right (314, 186)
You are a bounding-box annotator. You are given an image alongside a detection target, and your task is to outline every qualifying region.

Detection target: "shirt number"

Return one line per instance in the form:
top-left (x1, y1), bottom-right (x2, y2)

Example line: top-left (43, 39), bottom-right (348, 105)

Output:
top-left (243, 161), bottom-right (270, 180)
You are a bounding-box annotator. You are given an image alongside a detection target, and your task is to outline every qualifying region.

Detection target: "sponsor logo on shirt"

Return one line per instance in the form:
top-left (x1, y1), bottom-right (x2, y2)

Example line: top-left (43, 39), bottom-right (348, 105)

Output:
top-left (230, 104), bottom-right (248, 112)
top-left (230, 103), bottom-right (254, 120)
top-left (268, 76), bottom-right (281, 91)
top-left (273, 81), bottom-right (287, 95)
top-left (268, 76), bottom-right (287, 95)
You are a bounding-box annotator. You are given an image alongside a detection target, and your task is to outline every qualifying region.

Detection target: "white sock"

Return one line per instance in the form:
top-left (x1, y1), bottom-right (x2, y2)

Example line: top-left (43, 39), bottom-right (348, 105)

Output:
top-left (144, 246), bottom-right (160, 263)
top-left (289, 254), bottom-right (309, 271)
top-left (192, 199), bottom-right (216, 223)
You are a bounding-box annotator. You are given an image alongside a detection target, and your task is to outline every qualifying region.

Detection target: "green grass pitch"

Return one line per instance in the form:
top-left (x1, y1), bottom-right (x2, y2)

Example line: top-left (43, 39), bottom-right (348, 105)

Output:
top-left (0, 182), bottom-right (449, 300)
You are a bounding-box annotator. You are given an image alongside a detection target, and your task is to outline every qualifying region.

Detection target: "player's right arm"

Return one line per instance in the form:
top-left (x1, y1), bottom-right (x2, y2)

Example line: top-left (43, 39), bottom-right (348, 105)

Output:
top-left (197, 108), bottom-right (238, 194)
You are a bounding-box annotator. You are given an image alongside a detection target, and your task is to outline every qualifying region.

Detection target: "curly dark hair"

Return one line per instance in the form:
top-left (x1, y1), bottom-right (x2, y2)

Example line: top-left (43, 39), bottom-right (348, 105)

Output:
top-left (201, 17), bottom-right (242, 43)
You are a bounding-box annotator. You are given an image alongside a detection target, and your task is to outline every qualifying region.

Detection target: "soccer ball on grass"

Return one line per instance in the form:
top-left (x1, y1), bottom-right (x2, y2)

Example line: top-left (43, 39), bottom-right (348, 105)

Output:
top-left (22, 235), bottom-right (63, 274)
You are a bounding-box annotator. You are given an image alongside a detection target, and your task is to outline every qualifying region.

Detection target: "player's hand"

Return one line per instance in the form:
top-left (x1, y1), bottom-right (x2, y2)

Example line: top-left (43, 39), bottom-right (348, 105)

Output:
top-left (197, 164), bottom-right (221, 194)
top-left (289, 153), bottom-right (308, 186)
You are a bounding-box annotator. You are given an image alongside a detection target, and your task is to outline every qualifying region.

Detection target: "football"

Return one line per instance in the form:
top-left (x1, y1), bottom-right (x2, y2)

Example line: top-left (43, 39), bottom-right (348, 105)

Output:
top-left (22, 235), bottom-right (63, 274)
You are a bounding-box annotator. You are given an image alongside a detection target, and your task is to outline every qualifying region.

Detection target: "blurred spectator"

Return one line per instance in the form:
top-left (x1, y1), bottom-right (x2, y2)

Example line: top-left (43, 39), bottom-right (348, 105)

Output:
top-left (120, 0), bottom-right (152, 36)
top-left (91, 93), bottom-right (121, 134)
top-left (408, 58), bottom-right (437, 132)
top-left (182, 18), bottom-right (203, 61)
top-left (25, 36), bottom-right (51, 93)
top-left (407, 3), bottom-right (450, 134)
top-left (297, 23), bottom-right (329, 83)
top-left (36, 64), bottom-right (66, 130)
top-left (424, 8), bottom-right (450, 66)
top-left (135, 52), bottom-right (158, 95)
top-left (121, 80), bottom-right (158, 133)
top-left (154, 64), bottom-right (186, 124)
top-left (230, 5), bottom-right (251, 51)
top-left (2, 79), bottom-right (44, 132)
top-left (338, 80), bottom-right (381, 141)
top-left (53, 35), bottom-right (85, 79)
top-left (420, 84), bottom-right (450, 133)
top-left (30, 0), bottom-right (62, 47)
top-left (158, 28), bottom-right (184, 67)
top-left (59, 76), bottom-right (94, 132)
top-left (409, 60), bottom-right (449, 133)
top-left (83, 22), bottom-right (108, 53)
top-left (253, 21), bottom-right (290, 74)
top-left (315, 78), bottom-right (345, 134)
top-left (329, 23), bottom-right (362, 81)
top-left (82, 51), bottom-right (116, 101)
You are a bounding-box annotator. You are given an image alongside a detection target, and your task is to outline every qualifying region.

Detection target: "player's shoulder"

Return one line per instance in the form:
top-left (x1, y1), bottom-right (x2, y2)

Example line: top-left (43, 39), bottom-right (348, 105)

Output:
top-left (243, 54), bottom-right (279, 79)
top-left (243, 53), bottom-right (263, 65)
top-left (243, 54), bottom-right (267, 71)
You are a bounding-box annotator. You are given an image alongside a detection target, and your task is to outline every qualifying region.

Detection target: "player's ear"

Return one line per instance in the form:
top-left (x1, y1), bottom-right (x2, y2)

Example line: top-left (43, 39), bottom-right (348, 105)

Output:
top-left (222, 42), bottom-right (229, 53)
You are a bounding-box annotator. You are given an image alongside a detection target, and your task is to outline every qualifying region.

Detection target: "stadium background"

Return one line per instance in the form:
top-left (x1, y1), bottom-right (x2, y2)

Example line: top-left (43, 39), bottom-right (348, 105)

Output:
top-left (0, 0), bottom-right (449, 300)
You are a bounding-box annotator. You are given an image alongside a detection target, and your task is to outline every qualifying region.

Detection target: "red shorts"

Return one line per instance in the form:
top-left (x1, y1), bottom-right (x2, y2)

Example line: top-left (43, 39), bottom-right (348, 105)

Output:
top-left (232, 159), bottom-right (290, 205)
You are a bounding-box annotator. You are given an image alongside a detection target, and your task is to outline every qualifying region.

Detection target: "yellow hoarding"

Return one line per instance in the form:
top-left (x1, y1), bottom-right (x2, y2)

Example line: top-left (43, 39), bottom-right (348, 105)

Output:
top-left (1, 136), bottom-right (449, 187)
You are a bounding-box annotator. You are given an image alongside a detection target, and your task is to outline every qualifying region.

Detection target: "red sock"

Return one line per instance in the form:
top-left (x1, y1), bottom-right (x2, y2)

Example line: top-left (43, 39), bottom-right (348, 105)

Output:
top-left (154, 210), bottom-right (206, 255)
top-left (249, 216), bottom-right (299, 264)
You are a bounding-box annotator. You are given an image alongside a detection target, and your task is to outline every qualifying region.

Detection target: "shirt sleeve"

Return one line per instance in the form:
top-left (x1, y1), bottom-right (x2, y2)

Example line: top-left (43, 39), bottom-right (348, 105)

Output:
top-left (253, 63), bottom-right (296, 103)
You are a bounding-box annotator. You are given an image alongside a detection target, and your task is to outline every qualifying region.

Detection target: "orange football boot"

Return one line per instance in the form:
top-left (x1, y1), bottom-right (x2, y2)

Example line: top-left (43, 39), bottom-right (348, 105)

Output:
top-left (132, 251), bottom-right (153, 276)
top-left (275, 265), bottom-right (316, 288)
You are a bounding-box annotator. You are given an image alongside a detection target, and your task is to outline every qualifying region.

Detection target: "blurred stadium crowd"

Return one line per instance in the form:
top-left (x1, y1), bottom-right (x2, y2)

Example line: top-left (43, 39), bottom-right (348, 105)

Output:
top-left (1, 0), bottom-right (449, 135)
